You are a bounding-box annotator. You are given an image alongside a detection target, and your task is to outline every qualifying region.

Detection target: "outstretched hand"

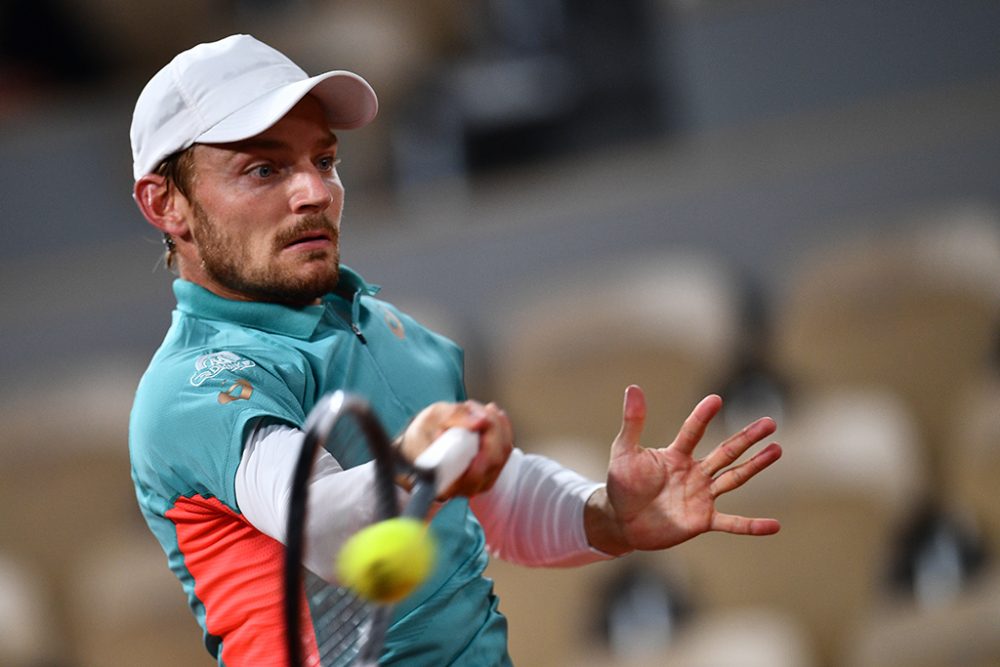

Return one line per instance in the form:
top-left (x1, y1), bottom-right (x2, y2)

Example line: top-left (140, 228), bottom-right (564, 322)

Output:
top-left (586, 385), bottom-right (782, 556)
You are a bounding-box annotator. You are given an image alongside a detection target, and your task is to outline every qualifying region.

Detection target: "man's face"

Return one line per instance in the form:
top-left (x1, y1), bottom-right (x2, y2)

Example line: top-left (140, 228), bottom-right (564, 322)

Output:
top-left (182, 95), bottom-right (345, 305)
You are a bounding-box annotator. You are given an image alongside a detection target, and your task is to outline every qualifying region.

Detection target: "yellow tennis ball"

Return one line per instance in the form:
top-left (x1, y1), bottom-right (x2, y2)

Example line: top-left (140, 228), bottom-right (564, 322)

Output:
top-left (337, 517), bottom-right (435, 603)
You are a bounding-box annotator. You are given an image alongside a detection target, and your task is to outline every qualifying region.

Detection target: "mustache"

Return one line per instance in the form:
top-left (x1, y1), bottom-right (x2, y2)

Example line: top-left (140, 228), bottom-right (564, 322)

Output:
top-left (273, 215), bottom-right (339, 249)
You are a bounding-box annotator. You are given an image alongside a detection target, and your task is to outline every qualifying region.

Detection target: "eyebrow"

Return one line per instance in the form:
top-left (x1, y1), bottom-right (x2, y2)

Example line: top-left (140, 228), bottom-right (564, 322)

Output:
top-left (225, 132), bottom-right (339, 154)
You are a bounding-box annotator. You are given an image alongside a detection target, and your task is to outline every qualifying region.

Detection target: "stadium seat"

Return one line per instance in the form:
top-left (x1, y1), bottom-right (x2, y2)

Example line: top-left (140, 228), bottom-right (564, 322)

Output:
top-left (66, 532), bottom-right (214, 667)
top-left (0, 359), bottom-right (208, 665)
top-left (646, 606), bottom-right (818, 667)
top-left (943, 372), bottom-right (1000, 557)
top-left (668, 388), bottom-right (926, 665)
top-left (490, 548), bottom-right (820, 667)
top-left (842, 568), bottom-right (1000, 667)
top-left (0, 554), bottom-right (52, 667)
top-left (489, 251), bottom-right (744, 451)
top-left (771, 205), bottom-right (1000, 479)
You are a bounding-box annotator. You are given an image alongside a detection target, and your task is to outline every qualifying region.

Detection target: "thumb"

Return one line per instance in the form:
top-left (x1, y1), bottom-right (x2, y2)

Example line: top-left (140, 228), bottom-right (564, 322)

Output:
top-left (611, 385), bottom-right (646, 459)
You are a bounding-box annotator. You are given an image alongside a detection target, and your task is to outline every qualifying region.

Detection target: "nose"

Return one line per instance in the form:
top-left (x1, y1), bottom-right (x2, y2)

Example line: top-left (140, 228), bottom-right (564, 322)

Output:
top-left (289, 169), bottom-right (336, 214)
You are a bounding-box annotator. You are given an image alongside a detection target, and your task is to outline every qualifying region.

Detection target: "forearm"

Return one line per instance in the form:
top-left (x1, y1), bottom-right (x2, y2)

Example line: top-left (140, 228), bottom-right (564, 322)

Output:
top-left (470, 449), bottom-right (615, 566)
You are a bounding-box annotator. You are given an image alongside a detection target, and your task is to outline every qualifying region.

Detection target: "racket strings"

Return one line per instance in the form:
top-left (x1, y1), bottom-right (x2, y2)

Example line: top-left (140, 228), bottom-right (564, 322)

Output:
top-left (304, 570), bottom-right (373, 666)
top-left (287, 395), bottom-right (404, 667)
top-left (306, 412), bottom-right (385, 666)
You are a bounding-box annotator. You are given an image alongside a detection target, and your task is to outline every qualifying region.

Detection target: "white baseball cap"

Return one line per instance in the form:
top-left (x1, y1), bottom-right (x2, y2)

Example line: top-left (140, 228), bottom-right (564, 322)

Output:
top-left (130, 34), bottom-right (378, 180)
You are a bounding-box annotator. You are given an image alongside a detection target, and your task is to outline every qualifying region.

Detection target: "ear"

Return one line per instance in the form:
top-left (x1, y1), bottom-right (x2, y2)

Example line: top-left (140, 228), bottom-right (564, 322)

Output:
top-left (133, 174), bottom-right (191, 238)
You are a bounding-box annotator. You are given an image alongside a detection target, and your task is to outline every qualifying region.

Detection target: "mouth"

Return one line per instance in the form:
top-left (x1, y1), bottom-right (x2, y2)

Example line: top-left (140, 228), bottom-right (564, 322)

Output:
top-left (282, 229), bottom-right (335, 252)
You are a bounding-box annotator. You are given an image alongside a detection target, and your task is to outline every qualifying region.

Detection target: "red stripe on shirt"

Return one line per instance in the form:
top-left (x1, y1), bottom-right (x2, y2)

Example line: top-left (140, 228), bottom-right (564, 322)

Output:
top-left (166, 495), bottom-right (320, 666)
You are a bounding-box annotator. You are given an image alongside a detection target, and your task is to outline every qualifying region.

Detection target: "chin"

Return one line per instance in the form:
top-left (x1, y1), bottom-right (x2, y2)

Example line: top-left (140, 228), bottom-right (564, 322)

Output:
top-left (288, 265), bottom-right (341, 301)
top-left (213, 270), bottom-right (339, 306)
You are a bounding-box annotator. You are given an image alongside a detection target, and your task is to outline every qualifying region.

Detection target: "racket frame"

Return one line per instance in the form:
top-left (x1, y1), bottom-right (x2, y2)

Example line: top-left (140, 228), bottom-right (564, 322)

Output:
top-left (284, 392), bottom-right (477, 667)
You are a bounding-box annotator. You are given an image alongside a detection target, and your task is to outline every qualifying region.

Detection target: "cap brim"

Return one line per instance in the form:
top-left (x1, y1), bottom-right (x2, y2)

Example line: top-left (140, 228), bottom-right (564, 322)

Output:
top-left (196, 70), bottom-right (378, 145)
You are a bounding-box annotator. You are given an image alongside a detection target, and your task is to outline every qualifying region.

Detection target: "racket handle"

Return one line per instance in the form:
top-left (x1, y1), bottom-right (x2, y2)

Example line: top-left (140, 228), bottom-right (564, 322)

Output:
top-left (413, 427), bottom-right (479, 495)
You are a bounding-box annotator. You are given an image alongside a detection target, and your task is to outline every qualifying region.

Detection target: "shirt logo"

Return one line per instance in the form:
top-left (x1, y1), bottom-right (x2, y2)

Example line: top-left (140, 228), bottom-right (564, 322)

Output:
top-left (218, 379), bottom-right (254, 404)
top-left (383, 308), bottom-right (406, 340)
top-left (189, 351), bottom-right (256, 386)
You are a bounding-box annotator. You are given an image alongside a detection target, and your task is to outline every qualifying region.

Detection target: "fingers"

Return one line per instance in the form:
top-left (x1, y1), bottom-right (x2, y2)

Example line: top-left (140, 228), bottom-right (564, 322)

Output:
top-left (711, 512), bottom-right (781, 536)
top-left (707, 443), bottom-right (782, 535)
top-left (454, 402), bottom-right (513, 496)
top-left (420, 401), bottom-right (512, 498)
top-left (669, 394), bottom-right (723, 456)
top-left (398, 401), bottom-right (479, 462)
top-left (610, 385), bottom-right (647, 460)
top-left (709, 442), bottom-right (782, 496)
top-left (700, 416), bottom-right (777, 477)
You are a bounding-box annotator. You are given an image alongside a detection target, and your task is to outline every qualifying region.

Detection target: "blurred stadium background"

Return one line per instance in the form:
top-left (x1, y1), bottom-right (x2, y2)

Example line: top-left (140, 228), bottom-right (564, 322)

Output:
top-left (2, 1), bottom-right (1000, 665)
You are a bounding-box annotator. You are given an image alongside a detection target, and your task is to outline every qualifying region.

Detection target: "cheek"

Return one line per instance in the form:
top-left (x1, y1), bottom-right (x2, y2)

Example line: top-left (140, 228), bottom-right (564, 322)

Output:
top-left (329, 180), bottom-right (345, 208)
top-left (194, 206), bottom-right (266, 256)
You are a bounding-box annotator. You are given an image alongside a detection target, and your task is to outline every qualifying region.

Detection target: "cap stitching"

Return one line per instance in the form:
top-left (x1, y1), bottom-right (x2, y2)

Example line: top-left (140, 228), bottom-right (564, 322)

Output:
top-left (170, 60), bottom-right (208, 133)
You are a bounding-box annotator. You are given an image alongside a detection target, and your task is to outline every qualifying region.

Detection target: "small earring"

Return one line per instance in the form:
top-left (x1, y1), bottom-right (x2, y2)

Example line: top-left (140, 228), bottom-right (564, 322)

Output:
top-left (163, 233), bottom-right (177, 269)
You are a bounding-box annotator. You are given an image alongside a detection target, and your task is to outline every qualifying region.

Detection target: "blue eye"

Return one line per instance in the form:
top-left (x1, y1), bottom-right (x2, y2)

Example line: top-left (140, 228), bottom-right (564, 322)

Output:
top-left (251, 164), bottom-right (275, 178)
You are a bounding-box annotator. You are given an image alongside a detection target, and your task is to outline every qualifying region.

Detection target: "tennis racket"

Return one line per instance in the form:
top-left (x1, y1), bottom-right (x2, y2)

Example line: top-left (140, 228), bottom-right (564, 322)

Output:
top-left (283, 391), bottom-right (479, 667)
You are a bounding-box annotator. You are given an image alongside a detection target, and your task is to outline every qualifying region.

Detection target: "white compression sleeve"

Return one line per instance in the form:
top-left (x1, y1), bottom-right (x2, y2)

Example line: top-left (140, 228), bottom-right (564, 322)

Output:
top-left (234, 420), bottom-right (403, 582)
top-left (469, 448), bottom-right (614, 567)
top-left (237, 423), bottom-right (614, 575)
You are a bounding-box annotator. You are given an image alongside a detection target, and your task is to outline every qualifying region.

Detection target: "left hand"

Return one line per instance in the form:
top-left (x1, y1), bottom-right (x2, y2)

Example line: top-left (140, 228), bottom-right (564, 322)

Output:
top-left (586, 385), bottom-right (782, 556)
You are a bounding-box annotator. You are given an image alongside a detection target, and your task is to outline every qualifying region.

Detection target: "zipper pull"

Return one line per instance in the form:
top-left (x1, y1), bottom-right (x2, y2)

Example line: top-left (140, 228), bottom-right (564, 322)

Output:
top-left (349, 287), bottom-right (368, 344)
top-left (351, 322), bottom-right (367, 344)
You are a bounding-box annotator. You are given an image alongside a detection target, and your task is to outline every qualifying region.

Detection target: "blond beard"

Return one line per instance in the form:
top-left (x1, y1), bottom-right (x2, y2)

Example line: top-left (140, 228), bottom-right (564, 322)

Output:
top-left (191, 201), bottom-right (341, 305)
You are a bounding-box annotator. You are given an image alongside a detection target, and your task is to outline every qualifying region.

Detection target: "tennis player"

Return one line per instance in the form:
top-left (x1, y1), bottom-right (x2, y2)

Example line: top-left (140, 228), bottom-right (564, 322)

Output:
top-left (128, 34), bottom-right (782, 666)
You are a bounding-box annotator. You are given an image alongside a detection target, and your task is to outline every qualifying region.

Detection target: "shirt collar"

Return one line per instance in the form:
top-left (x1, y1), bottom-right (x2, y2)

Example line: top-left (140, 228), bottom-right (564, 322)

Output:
top-left (172, 265), bottom-right (380, 339)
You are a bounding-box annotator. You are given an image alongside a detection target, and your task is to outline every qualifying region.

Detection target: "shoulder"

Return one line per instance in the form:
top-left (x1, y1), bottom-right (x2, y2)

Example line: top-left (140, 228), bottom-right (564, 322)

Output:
top-left (129, 335), bottom-right (309, 508)
top-left (134, 334), bottom-right (305, 412)
top-left (366, 296), bottom-right (465, 366)
top-left (365, 297), bottom-right (464, 355)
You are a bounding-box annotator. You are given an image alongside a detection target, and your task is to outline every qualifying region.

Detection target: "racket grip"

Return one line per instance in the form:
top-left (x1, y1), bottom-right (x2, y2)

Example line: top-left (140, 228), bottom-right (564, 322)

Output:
top-left (413, 427), bottom-right (479, 495)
